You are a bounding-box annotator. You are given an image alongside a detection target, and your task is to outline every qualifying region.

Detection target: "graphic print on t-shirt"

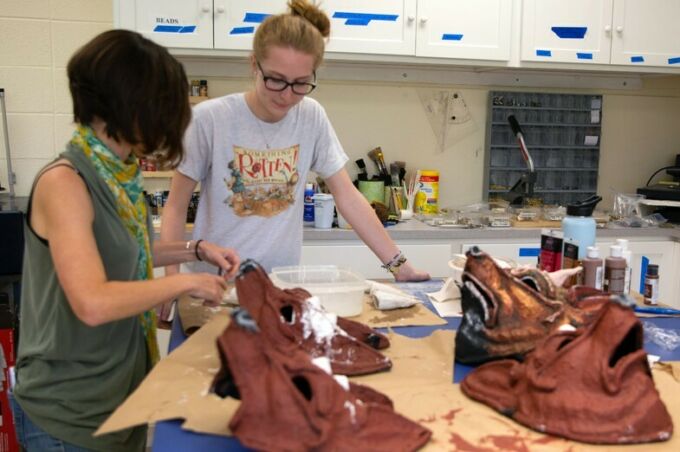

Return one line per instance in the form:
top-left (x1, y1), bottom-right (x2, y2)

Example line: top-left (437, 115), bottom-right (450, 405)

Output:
top-left (224, 145), bottom-right (300, 217)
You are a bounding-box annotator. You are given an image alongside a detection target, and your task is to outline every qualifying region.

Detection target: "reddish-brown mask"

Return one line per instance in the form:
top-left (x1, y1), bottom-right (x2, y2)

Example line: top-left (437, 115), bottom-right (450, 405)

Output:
top-left (461, 301), bottom-right (673, 444)
top-left (455, 247), bottom-right (608, 364)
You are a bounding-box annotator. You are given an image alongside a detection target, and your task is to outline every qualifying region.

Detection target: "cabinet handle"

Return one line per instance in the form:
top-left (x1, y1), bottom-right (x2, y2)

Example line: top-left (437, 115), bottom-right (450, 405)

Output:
top-left (616, 25), bottom-right (624, 33)
top-left (407, 15), bottom-right (415, 23)
top-left (201, 4), bottom-right (210, 13)
top-left (604, 25), bottom-right (612, 34)
top-left (420, 17), bottom-right (428, 25)
top-left (216, 6), bottom-right (225, 14)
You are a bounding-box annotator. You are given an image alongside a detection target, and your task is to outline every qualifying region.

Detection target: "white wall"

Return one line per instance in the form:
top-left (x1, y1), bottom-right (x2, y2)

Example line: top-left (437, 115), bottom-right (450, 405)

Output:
top-left (2, 1), bottom-right (680, 214)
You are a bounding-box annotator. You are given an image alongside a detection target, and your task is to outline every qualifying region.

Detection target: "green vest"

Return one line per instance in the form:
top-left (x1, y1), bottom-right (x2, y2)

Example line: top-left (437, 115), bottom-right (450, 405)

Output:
top-left (14, 145), bottom-right (149, 451)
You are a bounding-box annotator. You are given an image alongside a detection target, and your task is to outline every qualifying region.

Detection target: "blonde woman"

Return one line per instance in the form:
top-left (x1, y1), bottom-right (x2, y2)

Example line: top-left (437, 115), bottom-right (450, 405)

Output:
top-left (162, 0), bottom-right (429, 281)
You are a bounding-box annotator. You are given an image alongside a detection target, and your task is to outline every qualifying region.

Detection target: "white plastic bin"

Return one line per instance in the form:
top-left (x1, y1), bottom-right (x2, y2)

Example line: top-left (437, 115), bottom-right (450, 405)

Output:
top-left (270, 265), bottom-right (366, 317)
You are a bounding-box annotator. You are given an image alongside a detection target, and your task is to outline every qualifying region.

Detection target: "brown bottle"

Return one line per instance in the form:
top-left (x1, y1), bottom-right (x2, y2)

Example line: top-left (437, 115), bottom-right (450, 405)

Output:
top-left (582, 246), bottom-right (603, 290)
top-left (603, 245), bottom-right (626, 295)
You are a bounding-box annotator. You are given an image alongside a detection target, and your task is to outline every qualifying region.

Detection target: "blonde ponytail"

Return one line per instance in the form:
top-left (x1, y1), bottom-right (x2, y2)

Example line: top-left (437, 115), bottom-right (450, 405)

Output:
top-left (253, 0), bottom-right (330, 68)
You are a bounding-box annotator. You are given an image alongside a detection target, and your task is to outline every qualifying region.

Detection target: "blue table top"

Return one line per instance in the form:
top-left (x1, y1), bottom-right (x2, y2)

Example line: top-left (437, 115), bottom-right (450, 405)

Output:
top-left (152, 281), bottom-right (680, 451)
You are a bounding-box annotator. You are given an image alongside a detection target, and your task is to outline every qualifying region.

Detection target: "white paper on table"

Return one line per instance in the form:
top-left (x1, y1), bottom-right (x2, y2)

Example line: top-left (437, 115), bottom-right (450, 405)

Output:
top-left (426, 277), bottom-right (463, 317)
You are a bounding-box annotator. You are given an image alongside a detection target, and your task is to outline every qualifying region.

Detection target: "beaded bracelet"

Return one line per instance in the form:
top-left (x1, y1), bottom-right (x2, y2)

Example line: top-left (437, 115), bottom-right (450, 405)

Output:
top-left (194, 239), bottom-right (204, 261)
top-left (381, 250), bottom-right (407, 275)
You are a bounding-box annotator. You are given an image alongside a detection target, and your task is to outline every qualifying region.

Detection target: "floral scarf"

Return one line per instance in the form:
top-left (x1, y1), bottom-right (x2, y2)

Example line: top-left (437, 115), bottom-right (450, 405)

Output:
top-left (71, 125), bottom-right (160, 365)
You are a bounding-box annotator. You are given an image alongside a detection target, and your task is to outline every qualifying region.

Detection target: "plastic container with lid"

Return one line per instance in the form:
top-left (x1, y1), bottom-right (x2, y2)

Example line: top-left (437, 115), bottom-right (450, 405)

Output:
top-left (561, 195), bottom-right (602, 260)
top-left (270, 265), bottom-right (367, 317)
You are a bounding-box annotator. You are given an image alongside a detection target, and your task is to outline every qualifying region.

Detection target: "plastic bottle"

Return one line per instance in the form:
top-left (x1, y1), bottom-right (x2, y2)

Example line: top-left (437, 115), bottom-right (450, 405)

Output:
top-left (643, 264), bottom-right (660, 305)
top-left (303, 183), bottom-right (315, 224)
top-left (582, 246), bottom-right (604, 290)
top-left (561, 195), bottom-right (602, 260)
top-left (604, 245), bottom-right (626, 295)
top-left (615, 238), bottom-right (633, 294)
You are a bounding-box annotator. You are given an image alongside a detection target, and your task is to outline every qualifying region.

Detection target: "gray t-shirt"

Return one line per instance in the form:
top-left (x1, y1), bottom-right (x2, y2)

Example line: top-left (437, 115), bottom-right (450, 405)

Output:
top-left (178, 93), bottom-right (348, 272)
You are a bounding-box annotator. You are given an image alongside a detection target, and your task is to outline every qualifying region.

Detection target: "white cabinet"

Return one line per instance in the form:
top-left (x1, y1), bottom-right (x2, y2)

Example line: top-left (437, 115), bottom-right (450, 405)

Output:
top-left (301, 242), bottom-right (452, 279)
top-left (325, 0), bottom-right (416, 56)
top-left (521, 0), bottom-right (680, 68)
top-left (415, 0), bottom-right (513, 60)
top-left (326, 0), bottom-right (513, 60)
top-left (610, 0), bottom-right (680, 67)
top-left (460, 242), bottom-right (541, 266)
top-left (213, 1), bottom-right (287, 50)
top-left (117, 0), bottom-right (214, 49)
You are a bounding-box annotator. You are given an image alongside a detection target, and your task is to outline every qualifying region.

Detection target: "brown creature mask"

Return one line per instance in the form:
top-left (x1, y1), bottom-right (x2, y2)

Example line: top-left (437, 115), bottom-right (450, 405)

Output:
top-left (461, 301), bottom-right (673, 444)
top-left (232, 259), bottom-right (392, 376)
top-left (455, 247), bottom-right (608, 364)
top-left (214, 309), bottom-right (432, 451)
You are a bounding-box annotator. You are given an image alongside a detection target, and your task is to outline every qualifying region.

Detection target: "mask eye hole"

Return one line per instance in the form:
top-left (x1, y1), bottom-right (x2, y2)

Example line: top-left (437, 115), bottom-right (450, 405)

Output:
top-left (291, 375), bottom-right (313, 400)
top-left (609, 324), bottom-right (641, 368)
top-left (520, 276), bottom-right (539, 292)
top-left (280, 305), bottom-right (294, 324)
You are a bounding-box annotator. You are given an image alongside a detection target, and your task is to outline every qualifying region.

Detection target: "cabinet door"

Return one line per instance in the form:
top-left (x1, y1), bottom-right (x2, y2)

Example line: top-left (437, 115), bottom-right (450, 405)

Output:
top-left (416, 0), bottom-right (513, 60)
top-left (610, 0), bottom-right (680, 68)
top-left (123, 0), bottom-right (214, 49)
top-left (301, 243), bottom-right (451, 278)
top-left (324, 0), bottom-right (416, 55)
top-left (521, 0), bottom-right (614, 64)
top-left (460, 242), bottom-right (540, 266)
top-left (214, 1), bottom-right (288, 50)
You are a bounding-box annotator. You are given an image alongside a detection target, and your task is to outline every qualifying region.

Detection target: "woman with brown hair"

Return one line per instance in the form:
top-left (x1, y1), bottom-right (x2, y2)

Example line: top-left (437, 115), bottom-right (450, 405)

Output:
top-left (162, 0), bottom-right (429, 281)
top-left (10, 30), bottom-right (239, 451)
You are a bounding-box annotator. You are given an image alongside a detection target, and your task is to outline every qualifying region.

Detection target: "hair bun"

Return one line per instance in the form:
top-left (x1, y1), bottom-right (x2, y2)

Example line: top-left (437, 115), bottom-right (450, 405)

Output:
top-left (288, 0), bottom-right (331, 38)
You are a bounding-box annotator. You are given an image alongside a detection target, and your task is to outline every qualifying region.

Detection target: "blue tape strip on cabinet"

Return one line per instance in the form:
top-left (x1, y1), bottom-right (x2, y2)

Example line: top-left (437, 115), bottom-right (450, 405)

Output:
top-left (153, 25), bottom-right (196, 33)
top-left (536, 49), bottom-right (552, 57)
top-left (442, 34), bottom-right (464, 41)
top-left (551, 27), bottom-right (587, 39)
top-left (243, 12), bottom-right (270, 23)
top-left (230, 26), bottom-right (255, 35)
top-left (639, 256), bottom-right (649, 294)
top-left (332, 12), bottom-right (398, 26)
top-left (576, 52), bottom-right (593, 60)
top-left (631, 56), bottom-right (645, 63)
top-left (669, 57), bottom-right (680, 65)
top-left (519, 248), bottom-right (540, 257)
top-left (153, 25), bottom-right (182, 33)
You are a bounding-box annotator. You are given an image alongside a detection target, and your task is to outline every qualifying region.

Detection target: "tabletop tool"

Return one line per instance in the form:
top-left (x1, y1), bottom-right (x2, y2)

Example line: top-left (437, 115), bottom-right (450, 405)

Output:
top-left (504, 115), bottom-right (536, 206)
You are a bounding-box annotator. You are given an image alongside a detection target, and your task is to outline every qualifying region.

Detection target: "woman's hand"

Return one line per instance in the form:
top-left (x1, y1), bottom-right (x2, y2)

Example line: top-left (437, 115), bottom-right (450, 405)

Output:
top-left (182, 273), bottom-right (229, 305)
top-left (394, 261), bottom-right (430, 282)
top-left (196, 241), bottom-right (241, 279)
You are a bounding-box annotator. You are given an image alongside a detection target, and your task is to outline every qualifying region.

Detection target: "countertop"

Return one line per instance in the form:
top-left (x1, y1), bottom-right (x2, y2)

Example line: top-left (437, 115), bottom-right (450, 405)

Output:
top-left (303, 220), bottom-right (680, 242)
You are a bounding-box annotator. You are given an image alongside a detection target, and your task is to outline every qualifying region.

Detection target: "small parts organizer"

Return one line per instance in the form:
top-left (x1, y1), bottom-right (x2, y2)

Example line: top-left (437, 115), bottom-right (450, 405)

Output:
top-left (485, 91), bottom-right (603, 206)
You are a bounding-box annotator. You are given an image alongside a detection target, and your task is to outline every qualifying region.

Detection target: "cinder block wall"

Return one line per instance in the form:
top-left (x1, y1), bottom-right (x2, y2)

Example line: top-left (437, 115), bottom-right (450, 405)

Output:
top-left (0, 0), bottom-right (111, 195)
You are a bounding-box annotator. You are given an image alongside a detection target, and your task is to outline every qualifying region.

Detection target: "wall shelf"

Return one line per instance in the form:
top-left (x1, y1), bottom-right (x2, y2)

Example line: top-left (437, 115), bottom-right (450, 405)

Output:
top-left (484, 91), bottom-right (603, 206)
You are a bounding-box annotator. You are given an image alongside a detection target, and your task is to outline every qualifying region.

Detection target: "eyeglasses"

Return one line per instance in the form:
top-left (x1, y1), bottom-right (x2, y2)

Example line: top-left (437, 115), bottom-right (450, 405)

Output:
top-left (256, 61), bottom-right (317, 95)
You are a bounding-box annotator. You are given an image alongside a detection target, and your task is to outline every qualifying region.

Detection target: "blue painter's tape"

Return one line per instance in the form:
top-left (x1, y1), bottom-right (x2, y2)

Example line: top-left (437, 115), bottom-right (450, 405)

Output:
top-left (551, 26), bottom-right (587, 39)
top-left (179, 26), bottom-right (196, 33)
top-left (345, 19), bottom-right (370, 26)
top-left (536, 49), bottom-right (552, 57)
top-left (243, 12), bottom-right (270, 24)
top-left (668, 57), bottom-right (680, 65)
top-left (631, 56), bottom-right (645, 63)
top-left (640, 256), bottom-right (649, 294)
top-left (519, 248), bottom-right (540, 257)
top-left (576, 52), bottom-right (593, 60)
top-left (230, 26), bottom-right (255, 35)
top-left (442, 34), bottom-right (463, 41)
top-left (332, 12), bottom-right (398, 26)
top-left (154, 25), bottom-right (182, 33)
